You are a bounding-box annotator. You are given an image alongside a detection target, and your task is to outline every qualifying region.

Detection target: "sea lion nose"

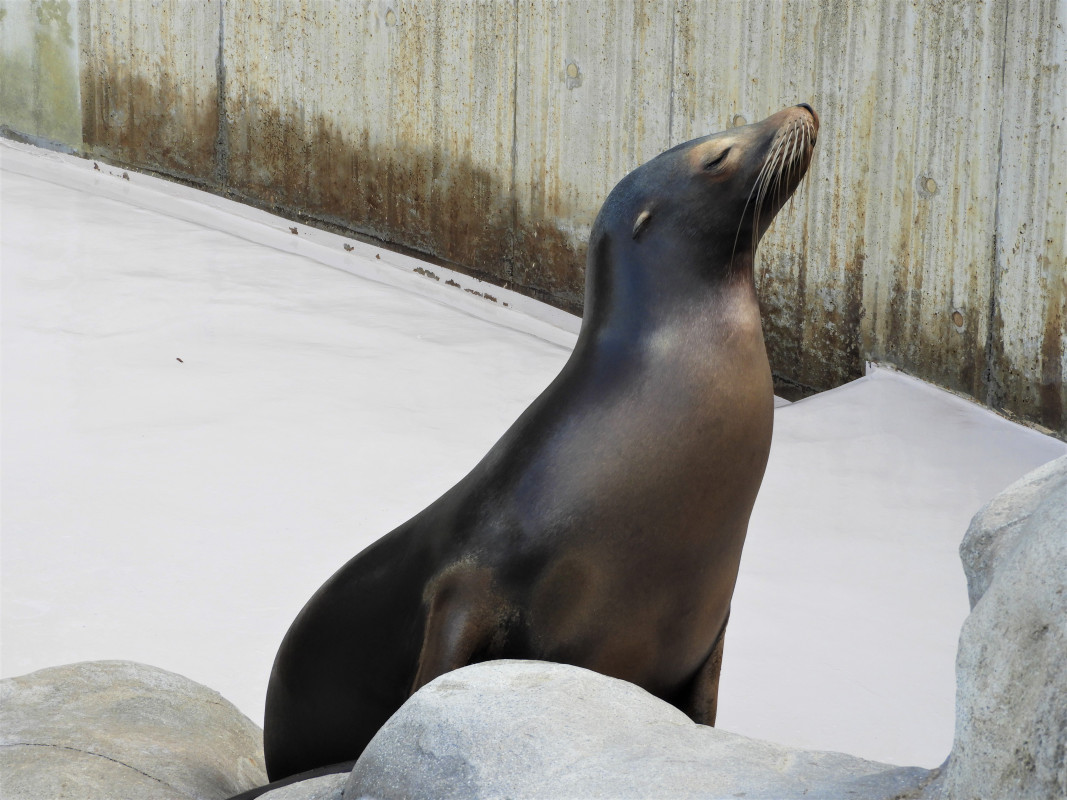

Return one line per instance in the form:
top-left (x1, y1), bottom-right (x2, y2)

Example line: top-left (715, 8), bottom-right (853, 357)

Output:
top-left (796, 103), bottom-right (819, 132)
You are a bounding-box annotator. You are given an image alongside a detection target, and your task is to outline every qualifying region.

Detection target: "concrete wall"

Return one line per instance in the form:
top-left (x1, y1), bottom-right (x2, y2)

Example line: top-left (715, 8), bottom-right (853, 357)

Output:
top-left (2, 0), bottom-right (1064, 436)
top-left (0, 0), bottom-right (81, 148)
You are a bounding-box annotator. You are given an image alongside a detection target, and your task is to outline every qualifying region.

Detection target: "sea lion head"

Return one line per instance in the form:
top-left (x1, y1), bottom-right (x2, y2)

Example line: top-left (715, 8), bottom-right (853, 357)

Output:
top-left (586, 104), bottom-right (818, 314)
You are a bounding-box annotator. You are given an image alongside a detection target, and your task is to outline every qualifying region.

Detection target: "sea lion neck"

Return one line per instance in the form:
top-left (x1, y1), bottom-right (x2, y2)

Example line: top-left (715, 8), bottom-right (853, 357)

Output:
top-left (577, 226), bottom-right (758, 349)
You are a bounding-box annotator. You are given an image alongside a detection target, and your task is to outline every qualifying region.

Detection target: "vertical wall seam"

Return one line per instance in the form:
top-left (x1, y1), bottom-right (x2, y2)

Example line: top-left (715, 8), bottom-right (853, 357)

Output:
top-left (77, 0), bottom-right (91, 150)
top-left (507, 0), bottom-right (520, 285)
top-left (126, 0), bottom-right (134, 144)
top-left (214, 0), bottom-right (228, 188)
top-left (31, 0), bottom-right (41, 133)
top-left (667, 2), bottom-right (676, 146)
top-left (985, 0), bottom-right (1012, 410)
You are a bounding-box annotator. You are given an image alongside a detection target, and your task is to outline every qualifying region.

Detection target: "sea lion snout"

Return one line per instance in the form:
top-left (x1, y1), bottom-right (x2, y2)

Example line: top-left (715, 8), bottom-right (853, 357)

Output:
top-left (795, 102), bottom-right (819, 123)
top-left (752, 105), bottom-right (818, 195)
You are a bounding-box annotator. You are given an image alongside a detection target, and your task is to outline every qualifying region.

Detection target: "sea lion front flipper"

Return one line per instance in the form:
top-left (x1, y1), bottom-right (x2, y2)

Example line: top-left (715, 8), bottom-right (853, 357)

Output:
top-left (410, 563), bottom-right (503, 694)
top-left (682, 609), bottom-right (730, 726)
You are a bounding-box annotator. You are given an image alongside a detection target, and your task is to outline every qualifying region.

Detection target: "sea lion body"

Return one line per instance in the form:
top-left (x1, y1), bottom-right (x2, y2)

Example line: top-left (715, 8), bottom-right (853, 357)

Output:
top-left (263, 105), bottom-right (819, 782)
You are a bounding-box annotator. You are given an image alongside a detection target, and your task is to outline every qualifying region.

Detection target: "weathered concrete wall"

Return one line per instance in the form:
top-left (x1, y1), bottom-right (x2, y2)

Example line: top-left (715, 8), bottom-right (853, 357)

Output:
top-left (79, 0), bottom-right (220, 179)
top-left (222, 2), bottom-right (526, 299)
top-left (2, 0), bottom-right (1064, 435)
top-left (0, 0), bottom-right (81, 149)
top-left (992, 0), bottom-right (1066, 436)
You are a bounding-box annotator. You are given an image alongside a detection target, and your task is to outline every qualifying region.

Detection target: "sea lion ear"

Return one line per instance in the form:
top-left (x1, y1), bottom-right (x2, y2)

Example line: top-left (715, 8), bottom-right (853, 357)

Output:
top-left (632, 208), bottom-right (652, 240)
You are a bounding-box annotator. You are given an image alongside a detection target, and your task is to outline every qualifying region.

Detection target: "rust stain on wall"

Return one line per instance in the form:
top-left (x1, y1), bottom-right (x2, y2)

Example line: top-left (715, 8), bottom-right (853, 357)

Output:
top-left (79, 0), bottom-right (219, 180)
top-left (81, 68), bottom-right (219, 180)
top-left (224, 106), bottom-right (585, 311)
top-left (1038, 264), bottom-right (1065, 432)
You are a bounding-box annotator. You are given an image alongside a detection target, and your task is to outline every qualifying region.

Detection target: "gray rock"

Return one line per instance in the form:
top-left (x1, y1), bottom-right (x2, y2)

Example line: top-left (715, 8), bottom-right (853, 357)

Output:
top-left (345, 660), bottom-right (934, 800)
top-left (0, 660), bottom-right (267, 800)
top-left (942, 455), bottom-right (1067, 800)
top-left (959, 454), bottom-right (1067, 609)
top-left (261, 772), bottom-right (347, 800)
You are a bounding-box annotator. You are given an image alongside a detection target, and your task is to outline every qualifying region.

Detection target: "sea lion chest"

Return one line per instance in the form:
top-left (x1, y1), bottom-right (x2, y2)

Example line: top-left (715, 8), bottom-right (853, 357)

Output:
top-left (478, 289), bottom-right (773, 692)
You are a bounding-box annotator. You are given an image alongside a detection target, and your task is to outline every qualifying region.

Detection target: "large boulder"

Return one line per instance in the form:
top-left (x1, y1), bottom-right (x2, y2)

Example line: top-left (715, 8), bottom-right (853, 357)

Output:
top-left (942, 454), bottom-right (1067, 799)
top-left (958, 453), bottom-right (1067, 608)
top-left (0, 660), bottom-right (267, 799)
top-left (344, 659), bottom-right (934, 800)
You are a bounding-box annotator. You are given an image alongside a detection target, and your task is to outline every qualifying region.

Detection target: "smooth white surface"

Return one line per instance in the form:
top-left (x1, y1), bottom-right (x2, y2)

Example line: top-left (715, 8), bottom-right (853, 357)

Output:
top-left (2, 143), bottom-right (1064, 769)
top-left (723, 367), bottom-right (1064, 766)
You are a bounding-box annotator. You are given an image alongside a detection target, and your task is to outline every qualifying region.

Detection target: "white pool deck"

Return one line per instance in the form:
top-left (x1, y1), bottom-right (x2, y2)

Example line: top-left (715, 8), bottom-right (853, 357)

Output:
top-left (2, 139), bottom-right (1063, 769)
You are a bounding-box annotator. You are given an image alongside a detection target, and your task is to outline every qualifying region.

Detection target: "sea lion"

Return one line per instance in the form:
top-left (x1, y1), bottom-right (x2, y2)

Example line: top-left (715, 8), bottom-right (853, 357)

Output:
top-left (261, 104), bottom-right (819, 782)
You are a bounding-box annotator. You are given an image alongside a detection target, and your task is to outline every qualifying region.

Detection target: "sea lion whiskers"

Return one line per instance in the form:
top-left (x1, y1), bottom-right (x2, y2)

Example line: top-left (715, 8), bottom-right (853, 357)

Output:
top-left (776, 123), bottom-right (802, 218)
top-left (749, 114), bottom-right (816, 282)
top-left (730, 133), bottom-right (783, 268)
top-left (747, 129), bottom-right (788, 261)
